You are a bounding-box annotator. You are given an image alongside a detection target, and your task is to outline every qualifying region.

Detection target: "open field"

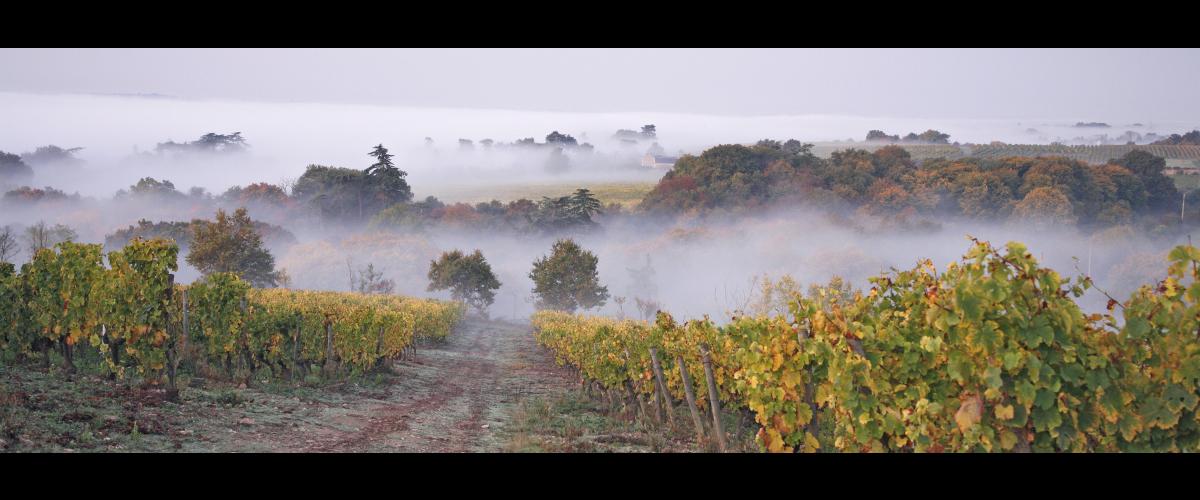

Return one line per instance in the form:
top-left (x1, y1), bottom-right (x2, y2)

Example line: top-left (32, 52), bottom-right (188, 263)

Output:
top-left (811, 142), bottom-right (1200, 165)
top-left (967, 144), bottom-right (1200, 164)
top-left (1172, 173), bottom-right (1200, 192)
top-left (425, 181), bottom-right (659, 208)
top-left (810, 143), bottom-right (969, 160)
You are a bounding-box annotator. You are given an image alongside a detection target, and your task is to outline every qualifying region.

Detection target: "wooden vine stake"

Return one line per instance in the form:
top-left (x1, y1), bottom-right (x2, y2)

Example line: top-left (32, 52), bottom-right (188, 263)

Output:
top-left (624, 380), bottom-right (644, 418)
top-left (797, 321), bottom-right (820, 447)
top-left (180, 287), bottom-right (190, 372)
top-left (291, 322), bottom-right (300, 381)
top-left (164, 274), bottom-right (179, 399)
top-left (622, 348), bottom-right (647, 419)
top-left (650, 377), bottom-right (664, 424)
top-left (648, 347), bottom-right (675, 426)
top-left (676, 354), bottom-right (706, 443)
top-left (375, 326), bottom-right (385, 369)
top-left (700, 343), bottom-right (726, 452)
top-left (323, 322), bottom-right (336, 378)
top-left (239, 297), bottom-right (255, 385)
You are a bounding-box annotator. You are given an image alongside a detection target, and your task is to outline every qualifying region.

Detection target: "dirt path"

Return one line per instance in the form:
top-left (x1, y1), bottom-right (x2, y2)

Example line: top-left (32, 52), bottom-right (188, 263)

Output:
top-left (232, 318), bottom-right (573, 452)
top-left (2, 317), bottom-right (727, 453)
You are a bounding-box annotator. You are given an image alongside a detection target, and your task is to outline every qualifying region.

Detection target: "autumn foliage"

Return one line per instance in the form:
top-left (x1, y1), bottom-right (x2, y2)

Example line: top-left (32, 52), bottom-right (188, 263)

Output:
top-left (639, 142), bottom-right (1179, 230)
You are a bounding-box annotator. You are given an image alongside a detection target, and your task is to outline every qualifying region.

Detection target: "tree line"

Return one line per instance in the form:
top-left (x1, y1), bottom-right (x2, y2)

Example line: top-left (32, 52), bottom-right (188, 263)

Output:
top-left (639, 141), bottom-right (1182, 232)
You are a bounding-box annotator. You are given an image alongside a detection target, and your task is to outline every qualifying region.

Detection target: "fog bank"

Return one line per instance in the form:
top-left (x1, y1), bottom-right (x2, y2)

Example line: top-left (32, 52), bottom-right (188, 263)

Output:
top-left (4, 92), bottom-right (1194, 198)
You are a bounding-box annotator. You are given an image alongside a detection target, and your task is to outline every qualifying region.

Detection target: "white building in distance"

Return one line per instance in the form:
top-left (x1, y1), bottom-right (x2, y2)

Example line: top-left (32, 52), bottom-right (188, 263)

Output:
top-left (641, 154), bottom-right (678, 169)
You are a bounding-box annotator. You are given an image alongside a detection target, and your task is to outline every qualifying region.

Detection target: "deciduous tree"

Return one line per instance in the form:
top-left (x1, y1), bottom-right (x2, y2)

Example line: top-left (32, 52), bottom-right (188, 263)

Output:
top-left (186, 208), bottom-right (280, 287)
top-left (427, 249), bottom-right (501, 313)
top-left (529, 239), bottom-right (609, 312)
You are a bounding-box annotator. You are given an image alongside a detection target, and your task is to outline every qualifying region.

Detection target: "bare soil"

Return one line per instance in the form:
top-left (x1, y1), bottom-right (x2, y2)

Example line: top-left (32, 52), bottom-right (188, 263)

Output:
top-left (1, 319), bottom-right (571, 452)
top-left (266, 317), bottom-right (574, 452)
top-left (1, 318), bottom-right (753, 453)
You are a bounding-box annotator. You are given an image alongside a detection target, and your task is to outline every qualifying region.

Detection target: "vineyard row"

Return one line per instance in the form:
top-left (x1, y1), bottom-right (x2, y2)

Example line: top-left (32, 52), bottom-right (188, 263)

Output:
top-left (0, 238), bottom-right (465, 395)
top-left (533, 239), bottom-right (1200, 452)
top-left (813, 143), bottom-right (1200, 164)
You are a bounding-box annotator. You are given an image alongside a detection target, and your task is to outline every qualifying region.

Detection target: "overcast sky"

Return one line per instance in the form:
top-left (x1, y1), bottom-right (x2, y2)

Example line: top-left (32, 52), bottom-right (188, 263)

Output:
top-left (1, 48), bottom-right (1197, 122)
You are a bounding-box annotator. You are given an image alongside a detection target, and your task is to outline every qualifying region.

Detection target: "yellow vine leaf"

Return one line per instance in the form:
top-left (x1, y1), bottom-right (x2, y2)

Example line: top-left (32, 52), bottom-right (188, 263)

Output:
top-left (955, 393), bottom-right (983, 433)
top-left (994, 404), bottom-right (1014, 420)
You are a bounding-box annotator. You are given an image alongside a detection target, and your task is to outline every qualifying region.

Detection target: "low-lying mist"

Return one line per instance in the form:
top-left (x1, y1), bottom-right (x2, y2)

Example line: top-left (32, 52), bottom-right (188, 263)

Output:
top-left (4, 91), bottom-right (1195, 198)
top-left (272, 209), bottom-right (1179, 324)
top-left (2, 179), bottom-right (1176, 324)
top-left (1, 91), bottom-right (1191, 324)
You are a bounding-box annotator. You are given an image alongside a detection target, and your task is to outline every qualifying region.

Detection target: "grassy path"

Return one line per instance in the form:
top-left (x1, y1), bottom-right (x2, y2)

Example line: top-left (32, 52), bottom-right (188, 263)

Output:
top-left (1, 318), bottom-right (739, 453)
top-left (0, 319), bottom-right (575, 452)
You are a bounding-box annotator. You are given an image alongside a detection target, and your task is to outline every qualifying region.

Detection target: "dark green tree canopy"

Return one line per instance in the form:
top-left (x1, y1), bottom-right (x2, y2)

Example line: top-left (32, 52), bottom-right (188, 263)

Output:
top-left (1111, 150), bottom-right (1179, 212)
top-left (105, 220), bottom-right (193, 252)
top-left (528, 188), bottom-right (603, 233)
top-left (104, 217), bottom-right (294, 253)
top-left (905, 129), bottom-right (951, 144)
top-left (366, 144), bottom-right (396, 174)
top-left (364, 144), bottom-right (413, 209)
top-left (427, 249), bottom-right (501, 313)
top-left (195, 132), bottom-right (247, 151)
top-left (866, 130), bottom-right (900, 142)
top-left (782, 139), bottom-right (812, 156)
top-left (21, 145), bottom-right (84, 167)
top-left (126, 177), bottom-right (185, 200)
top-left (294, 164), bottom-right (369, 220)
top-left (864, 129), bottom-right (949, 144)
top-left (369, 196), bottom-right (553, 234)
top-left (0, 151), bottom-right (33, 183)
top-left (545, 131), bottom-right (578, 147)
top-left (186, 208), bottom-right (280, 287)
top-left (757, 138), bottom-right (819, 157)
top-left (293, 148), bottom-right (413, 223)
top-left (529, 238), bottom-right (609, 313)
top-left (639, 141), bottom-right (818, 213)
top-left (613, 125), bottom-right (657, 141)
top-left (1152, 130), bottom-right (1200, 145)
top-left (569, 188), bottom-right (603, 224)
top-left (156, 132), bottom-right (247, 155)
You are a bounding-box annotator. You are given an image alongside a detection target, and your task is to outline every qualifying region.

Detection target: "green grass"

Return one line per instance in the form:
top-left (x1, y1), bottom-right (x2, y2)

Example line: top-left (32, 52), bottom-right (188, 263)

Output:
top-left (500, 391), bottom-right (670, 452)
top-left (0, 358), bottom-right (397, 453)
top-left (1174, 174), bottom-right (1200, 192)
top-left (0, 364), bottom-right (181, 452)
top-left (499, 388), bottom-right (758, 453)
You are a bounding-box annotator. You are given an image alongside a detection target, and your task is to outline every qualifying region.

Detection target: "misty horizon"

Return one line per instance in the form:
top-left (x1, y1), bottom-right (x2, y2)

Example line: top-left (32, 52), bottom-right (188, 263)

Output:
top-left (2, 47), bottom-right (1198, 329)
top-left (3, 48), bottom-right (1199, 122)
top-left (3, 90), bottom-right (1195, 200)
top-left (6, 48), bottom-right (1200, 455)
